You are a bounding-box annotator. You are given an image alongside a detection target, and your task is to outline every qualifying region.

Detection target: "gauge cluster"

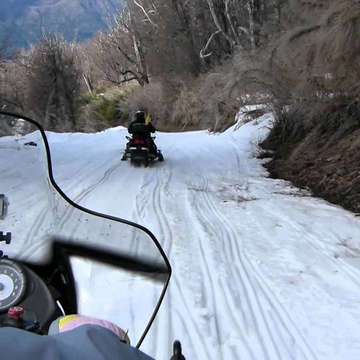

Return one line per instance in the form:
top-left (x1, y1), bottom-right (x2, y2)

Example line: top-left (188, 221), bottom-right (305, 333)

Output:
top-left (0, 258), bottom-right (58, 331)
top-left (0, 259), bottom-right (27, 312)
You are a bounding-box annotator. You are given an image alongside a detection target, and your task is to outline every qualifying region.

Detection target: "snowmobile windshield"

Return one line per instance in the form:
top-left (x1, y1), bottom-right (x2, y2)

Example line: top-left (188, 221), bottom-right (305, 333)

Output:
top-left (0, 112), bottom-right (170, 347)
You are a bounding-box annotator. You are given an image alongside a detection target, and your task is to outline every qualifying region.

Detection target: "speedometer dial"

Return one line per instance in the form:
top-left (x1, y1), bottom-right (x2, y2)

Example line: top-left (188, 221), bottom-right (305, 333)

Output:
top-left (0, 259), bottom-right (27, 312)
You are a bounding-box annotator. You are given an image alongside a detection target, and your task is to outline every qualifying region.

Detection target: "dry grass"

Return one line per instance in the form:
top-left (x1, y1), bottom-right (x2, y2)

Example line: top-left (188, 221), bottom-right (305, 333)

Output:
top-left (269, 0), bottom-right (360, 103)
top-left (120, 31), bottom-right (277, 132)
top-left (260, 0), bottom-right (360, 213)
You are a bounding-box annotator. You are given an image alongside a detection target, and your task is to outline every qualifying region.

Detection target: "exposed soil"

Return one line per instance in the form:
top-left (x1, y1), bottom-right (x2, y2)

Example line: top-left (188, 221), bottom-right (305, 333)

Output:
top-left (261, 105), bottom-right (360, 214)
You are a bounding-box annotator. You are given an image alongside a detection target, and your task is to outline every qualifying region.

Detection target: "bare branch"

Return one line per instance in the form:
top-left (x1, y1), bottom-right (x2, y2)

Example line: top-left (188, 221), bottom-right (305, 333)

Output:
top-left (225, 0), bottom-right (239, 42)
top-left (133, 0), bottom-right (158, 27)
top-left (200, 30), bottom-right (221, 59)
top-left (205, 0), bottom-right (236, 47)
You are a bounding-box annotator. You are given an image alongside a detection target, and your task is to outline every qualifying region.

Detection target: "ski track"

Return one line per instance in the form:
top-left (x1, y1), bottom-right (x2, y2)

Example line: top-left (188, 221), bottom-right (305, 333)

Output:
top-left (279, 209), bottom-right (360, 287)
top-left (56, 160), bottom-right (123, 232)
top-left (131, 136), bottom-right (319, 360)
top-left (188, 176), bottom-right (317, 360)
top-left (245, 197), bottom-right (360, 294)
top-left (136, 164), bottom-right (215, 360)
top-left (228, 140), bottom-right (318, 359)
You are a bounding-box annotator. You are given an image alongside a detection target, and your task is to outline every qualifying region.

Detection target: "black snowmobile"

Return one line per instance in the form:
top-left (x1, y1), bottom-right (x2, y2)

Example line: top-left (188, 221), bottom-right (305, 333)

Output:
top-left (0, 112), bottom-right (183, 360)
top-left (122, 111), bottom-right (164, 166)
top-left (122, 135), bottom-right (164, 166)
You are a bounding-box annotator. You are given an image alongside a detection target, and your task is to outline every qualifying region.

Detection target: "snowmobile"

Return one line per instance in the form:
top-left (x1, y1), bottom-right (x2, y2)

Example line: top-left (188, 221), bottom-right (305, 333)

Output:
top-left (0, 112), bottom-right (184, 359)
top-left (122, 136), bottom-right (164, 166)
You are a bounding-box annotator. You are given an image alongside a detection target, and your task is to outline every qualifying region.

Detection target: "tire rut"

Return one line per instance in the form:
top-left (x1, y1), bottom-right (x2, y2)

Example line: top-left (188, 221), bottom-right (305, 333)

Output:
top-left (56, 161), bottom-right (122, 233)
top-left (139, 166), bottom-right (213, 359)
top-left (188, 175), bottom-right (318, 360)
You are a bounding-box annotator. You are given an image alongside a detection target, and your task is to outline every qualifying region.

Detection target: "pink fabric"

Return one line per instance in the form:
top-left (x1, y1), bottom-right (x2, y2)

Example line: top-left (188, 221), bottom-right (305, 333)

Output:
top-left (58, 315), bottom-right (130, 344)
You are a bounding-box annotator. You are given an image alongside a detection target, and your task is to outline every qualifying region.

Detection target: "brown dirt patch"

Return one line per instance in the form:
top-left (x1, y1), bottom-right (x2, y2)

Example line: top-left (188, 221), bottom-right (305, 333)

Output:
top-left (262, 104), bottom-right (360, 213)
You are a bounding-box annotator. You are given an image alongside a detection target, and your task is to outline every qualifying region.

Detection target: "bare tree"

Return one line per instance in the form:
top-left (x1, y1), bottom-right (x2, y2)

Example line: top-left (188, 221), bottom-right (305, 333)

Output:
top-left (77, 42), bottom-right (103, 94)
top-left (25, 35), bottom-right (81, 130)
top-left (202, 0), bottom-right (288, 57)
top-left (127, 0), bottom-right (202, 77)
top-left (0, 34), bottom-right (27, 113)
top-left (92, 7), bottom-right (149, 87)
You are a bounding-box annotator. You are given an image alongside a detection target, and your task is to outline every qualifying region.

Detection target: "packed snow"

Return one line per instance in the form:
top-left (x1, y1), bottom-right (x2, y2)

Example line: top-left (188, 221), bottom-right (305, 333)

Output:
top-left (2, 113), bottom-right (360, 359)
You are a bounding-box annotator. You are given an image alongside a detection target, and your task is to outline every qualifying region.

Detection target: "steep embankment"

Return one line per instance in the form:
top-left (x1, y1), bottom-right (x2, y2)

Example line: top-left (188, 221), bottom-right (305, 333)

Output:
top-left (262, 105), bottom-right (360, 213)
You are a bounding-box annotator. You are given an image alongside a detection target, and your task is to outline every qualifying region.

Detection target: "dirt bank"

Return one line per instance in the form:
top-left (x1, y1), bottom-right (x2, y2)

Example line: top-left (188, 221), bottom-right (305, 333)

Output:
top-left (261, 104), bottom-right (360, 214)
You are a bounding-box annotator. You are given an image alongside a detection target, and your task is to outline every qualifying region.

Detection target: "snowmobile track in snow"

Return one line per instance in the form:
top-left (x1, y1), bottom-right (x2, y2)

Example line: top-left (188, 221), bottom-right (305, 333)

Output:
top-left (188, 174), bottom-right (318, 360)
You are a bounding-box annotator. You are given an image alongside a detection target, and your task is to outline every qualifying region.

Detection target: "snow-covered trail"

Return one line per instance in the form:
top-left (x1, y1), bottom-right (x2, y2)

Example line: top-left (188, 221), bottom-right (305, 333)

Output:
top-left (44, 114), bottom-right (360, 360)
top-left (3, 114), bottom-right (360, 359)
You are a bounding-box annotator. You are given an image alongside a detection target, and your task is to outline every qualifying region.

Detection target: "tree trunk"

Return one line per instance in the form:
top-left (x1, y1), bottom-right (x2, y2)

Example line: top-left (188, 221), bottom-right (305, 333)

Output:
top-left (247, 0), bottom-right (262, 49)
top-left (128, 0), bottom-right (149, 86)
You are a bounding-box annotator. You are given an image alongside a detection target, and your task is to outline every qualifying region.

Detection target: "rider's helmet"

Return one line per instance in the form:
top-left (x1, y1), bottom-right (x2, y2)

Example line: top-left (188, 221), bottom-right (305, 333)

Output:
top-left (135, 110), bottom-right (145, 123)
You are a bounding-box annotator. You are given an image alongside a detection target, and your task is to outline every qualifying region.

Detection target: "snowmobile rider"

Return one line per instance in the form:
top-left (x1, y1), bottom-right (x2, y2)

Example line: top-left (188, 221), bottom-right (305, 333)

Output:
top-left (0, 314), bottom-right (153, 360)
top-left (127, 111), bottom-right (157, 154)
